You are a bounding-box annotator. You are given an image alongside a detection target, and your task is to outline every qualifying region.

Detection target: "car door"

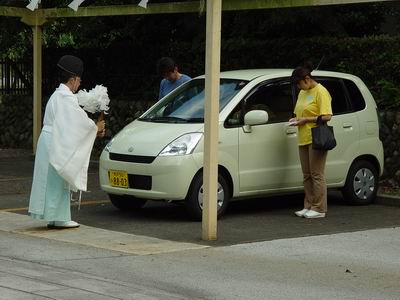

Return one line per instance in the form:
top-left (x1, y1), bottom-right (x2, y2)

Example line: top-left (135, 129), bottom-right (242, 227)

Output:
top-left (234, 79), bottom-right (301, 193)
top-left (313, 77), bottom-right (361, 185)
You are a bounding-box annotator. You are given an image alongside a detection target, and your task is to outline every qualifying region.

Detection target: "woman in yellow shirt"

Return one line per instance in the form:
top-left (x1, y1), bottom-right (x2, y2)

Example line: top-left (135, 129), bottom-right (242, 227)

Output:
top-left (289, 65), bottom-right (333, 219)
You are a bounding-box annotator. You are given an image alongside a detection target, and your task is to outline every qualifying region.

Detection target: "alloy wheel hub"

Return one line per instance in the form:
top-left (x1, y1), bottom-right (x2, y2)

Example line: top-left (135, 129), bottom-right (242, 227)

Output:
top-left (353, 168), bottom-right (375, 199)
top-left (198, 182), bottom-right (224, 210)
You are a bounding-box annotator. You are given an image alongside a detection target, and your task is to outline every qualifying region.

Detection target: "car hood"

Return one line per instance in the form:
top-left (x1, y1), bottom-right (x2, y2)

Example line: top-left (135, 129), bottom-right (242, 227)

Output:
top-left (109, 120), bottom-right (204, 156)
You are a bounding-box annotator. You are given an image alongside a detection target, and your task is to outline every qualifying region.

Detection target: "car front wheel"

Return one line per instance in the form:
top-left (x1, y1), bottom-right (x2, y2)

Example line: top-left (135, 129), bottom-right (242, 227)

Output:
top-left (185, 172), bottom-right (230, 221)
top-left (108, 194), bottom-right (147, 210)
top-left (342, 160), bottom-right (378, 205)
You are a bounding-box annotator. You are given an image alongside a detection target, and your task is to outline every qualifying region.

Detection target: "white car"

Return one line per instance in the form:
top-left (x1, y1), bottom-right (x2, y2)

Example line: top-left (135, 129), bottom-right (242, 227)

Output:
top-left (99, 69), bottom-right (384, 220)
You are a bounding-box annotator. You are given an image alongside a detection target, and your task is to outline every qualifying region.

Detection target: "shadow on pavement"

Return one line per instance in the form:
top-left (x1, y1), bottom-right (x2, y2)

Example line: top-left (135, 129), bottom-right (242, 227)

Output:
top-left (72, 192), bottom-right (400, 246)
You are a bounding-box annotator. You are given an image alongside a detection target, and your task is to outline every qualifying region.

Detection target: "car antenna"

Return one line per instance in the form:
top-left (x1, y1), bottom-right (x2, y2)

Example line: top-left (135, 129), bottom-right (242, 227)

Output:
top-left (315, 55), bottom-right (325, 70)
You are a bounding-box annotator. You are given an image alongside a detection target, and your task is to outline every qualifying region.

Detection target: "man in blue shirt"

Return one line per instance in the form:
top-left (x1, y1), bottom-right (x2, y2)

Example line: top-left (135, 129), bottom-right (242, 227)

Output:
top-left (157, 57), bottom-right (191, 99)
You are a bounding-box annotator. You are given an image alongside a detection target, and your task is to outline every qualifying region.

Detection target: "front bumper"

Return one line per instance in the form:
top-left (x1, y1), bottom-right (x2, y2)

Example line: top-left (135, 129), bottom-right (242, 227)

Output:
top-left (99, 151), bottom-right (200, 201)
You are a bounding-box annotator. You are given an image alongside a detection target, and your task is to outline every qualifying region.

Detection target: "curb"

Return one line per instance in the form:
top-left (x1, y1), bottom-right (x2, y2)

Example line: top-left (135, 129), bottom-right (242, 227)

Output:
top-left (376, 193), bottom-right (400, 207)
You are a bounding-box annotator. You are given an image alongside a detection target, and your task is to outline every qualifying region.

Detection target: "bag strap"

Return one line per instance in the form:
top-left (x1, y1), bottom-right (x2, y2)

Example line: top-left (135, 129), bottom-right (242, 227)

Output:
top-left (316, 115), bottom-right (324, 125)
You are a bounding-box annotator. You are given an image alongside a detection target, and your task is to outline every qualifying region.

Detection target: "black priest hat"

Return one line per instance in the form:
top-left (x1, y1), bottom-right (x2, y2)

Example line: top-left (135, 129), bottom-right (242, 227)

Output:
top-left (57, 55), bottom-right (83, 77)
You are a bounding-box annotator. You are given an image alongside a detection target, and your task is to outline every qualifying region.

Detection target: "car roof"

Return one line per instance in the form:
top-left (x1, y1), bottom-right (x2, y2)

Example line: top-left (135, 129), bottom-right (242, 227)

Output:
top-left (195, 69), bottom-right (358, 81)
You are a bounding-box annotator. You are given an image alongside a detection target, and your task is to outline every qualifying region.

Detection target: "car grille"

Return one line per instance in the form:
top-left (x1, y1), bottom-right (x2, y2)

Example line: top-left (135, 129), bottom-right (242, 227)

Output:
top-left (109, 152), bottom-right (156, 164)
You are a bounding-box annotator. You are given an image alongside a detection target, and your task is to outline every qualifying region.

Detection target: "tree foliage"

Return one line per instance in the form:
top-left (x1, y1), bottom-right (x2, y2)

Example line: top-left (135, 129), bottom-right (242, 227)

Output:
top-left (0, 1), bottom-right (399, 104)
top-left (1, 1), bottom-right (399, 57)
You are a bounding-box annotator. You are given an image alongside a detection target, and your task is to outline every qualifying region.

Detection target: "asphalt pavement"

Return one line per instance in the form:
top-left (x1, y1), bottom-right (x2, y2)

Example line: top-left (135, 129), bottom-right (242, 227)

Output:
top-left (1, 213), bottom-right (399, 299)
top-left (1, 149), bottom-right (400, 246)
top-left (1, 149), bottom-right (400, 299)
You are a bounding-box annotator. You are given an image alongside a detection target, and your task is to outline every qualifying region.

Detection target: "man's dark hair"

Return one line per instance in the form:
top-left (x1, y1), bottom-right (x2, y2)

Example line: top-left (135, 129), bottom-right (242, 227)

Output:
top-left (59, 70), bottom-right (76, 84)
top-left (157, 57), bottom-right (176, 76)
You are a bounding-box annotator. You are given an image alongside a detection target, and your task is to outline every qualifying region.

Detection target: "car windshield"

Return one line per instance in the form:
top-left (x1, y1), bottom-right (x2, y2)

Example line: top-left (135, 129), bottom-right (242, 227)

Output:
top-left (139, 78), bottom-right (248, 123)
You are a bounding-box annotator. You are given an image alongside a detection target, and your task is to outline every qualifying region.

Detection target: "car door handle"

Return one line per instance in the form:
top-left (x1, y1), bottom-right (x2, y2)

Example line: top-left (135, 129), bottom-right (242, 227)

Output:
top-left (343, 123), bottom-right (353, 129)
top-left (286, 128), bottom-right (297, 134)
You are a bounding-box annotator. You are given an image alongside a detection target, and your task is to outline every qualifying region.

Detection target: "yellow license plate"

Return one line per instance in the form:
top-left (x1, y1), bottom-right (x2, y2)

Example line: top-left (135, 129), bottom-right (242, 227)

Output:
top-left (109, 170), bottom-right (129, 188)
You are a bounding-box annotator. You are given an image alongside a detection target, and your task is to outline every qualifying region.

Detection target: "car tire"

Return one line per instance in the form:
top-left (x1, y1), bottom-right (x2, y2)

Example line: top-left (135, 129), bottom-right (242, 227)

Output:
top-left (185, 172), bottom-right (230, 221)
top-left (342, 160), bottom-right (378, 205)
top-left (108, 194), bottom-right (147, 210)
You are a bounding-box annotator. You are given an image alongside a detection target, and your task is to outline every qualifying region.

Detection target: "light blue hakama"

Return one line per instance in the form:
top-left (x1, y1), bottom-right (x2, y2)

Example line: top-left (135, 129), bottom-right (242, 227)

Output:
top-left (28, 130), bottom-right (71, 222)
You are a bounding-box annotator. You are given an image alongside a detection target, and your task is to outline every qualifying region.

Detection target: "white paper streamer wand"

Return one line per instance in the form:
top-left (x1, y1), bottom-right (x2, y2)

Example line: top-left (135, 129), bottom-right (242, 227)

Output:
top-left (78, 191), bottom-right (82, 211)
top-left (26, 0), bottom-right (41, 11)
top-left (138, 0), bottom-right (149, 9)
top-left (68, 0), bottom-right (85, 12)
top-left (70, 191), bottom-right (82, 211)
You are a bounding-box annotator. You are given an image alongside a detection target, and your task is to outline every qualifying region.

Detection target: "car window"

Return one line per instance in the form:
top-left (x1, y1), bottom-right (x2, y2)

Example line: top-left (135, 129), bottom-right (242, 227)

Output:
top-left (139, 79), bottom-right (248, 123)
top-left (343, 79), bottom-right (366, 112)
top-left (226, 80), bottom-right (294, 126)
top-left (315, 78), bottom-right (352, 115)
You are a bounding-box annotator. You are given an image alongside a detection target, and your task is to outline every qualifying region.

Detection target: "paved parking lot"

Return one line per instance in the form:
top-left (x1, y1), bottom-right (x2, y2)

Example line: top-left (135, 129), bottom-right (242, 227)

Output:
top-left (1, 152), bottom-right (400, 246)
top-left (2, 152), bottom-right (400, 299)
top-left (72, 195), bottom-right (400, 245)
top-left (3, 191), bottom-right (400, 246)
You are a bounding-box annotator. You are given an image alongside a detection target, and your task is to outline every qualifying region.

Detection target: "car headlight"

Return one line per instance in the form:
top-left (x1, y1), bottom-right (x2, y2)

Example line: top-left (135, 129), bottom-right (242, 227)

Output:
top-left (159, 133), bottom-right (203, 156)
top-left (104, 138), bottom-right (114, 153)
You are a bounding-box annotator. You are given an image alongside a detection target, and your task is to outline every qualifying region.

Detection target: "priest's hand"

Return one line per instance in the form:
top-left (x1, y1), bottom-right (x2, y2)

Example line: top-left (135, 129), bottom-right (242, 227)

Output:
top-left (97, 129), bottom-right (106, 138)
top-left (96, 120), bottom-right (105, 138)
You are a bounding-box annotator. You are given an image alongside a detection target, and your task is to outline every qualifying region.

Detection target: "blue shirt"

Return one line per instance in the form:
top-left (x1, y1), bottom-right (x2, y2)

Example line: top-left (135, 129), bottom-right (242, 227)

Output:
top-left (159, 74), bottom-right (191, 99)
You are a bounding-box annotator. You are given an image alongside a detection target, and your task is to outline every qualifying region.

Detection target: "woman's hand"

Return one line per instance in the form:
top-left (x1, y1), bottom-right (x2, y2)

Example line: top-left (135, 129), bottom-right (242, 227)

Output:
top-left (288, 118), bottom-right (299, 126)
top-left (289, 115), bottom-right (331, 126)
top-left (296, 117), bottom-right (309, 126)
top-left (290, 117), bottom-right (321, 126)
top-left (289, 117), bottom-right (308, 126)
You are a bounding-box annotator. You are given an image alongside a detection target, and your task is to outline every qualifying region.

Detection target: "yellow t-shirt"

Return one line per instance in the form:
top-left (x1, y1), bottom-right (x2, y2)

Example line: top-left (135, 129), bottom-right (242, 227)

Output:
top-left (294, 83), bottom-right (332, 146)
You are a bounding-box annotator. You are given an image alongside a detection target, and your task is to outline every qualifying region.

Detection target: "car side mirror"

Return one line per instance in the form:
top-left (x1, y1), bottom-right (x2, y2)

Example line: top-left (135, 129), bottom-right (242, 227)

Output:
top-left (243, 110), bottom-right (269, 133)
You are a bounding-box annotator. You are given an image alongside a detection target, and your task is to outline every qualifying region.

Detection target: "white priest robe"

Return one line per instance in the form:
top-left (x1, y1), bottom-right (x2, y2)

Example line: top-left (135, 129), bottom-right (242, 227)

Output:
top-left (28, 84), bottom-right (97, 221)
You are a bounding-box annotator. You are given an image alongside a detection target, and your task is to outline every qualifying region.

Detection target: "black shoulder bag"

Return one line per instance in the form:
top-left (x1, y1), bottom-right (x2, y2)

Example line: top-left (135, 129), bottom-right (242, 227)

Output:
top-left (311, 116), bottom-right (336, 151)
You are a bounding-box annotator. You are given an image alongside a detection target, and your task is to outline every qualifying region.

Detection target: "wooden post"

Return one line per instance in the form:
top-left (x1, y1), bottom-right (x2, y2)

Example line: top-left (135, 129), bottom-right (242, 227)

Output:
top-left (202, 0), bottom-right (222, 241)
top-left (32, 24), bottom-right (42, 153)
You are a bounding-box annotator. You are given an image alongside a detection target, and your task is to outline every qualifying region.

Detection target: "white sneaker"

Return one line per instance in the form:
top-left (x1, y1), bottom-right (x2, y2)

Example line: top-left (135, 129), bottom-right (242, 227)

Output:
top-left (295, 208), bottom-right (309, 217)
top-left (48, 221), bottom-right (80, 229)
top-left (304, 210), bottom-right (326, 219)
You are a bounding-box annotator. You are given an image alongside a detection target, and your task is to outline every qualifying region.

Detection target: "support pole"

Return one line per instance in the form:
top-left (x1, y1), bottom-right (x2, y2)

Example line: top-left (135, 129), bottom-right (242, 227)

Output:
top-left (202, 0), bottom-right (221, 241)
top-left (32, 24), bottom-right (42, 153)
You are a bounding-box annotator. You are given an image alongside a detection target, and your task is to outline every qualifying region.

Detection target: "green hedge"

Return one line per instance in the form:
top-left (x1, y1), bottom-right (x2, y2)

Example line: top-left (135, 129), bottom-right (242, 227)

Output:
top-left (1, 35), bottom-right (400, 151)
top-left (39, 35), bottom-right (400, 109)
top-left (219, 35), bottom-right (400, 108)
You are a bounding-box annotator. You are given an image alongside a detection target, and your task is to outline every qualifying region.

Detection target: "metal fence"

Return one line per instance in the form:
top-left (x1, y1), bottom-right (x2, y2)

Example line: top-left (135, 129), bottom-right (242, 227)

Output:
top-left (0, 60), bottom-right (32, 95)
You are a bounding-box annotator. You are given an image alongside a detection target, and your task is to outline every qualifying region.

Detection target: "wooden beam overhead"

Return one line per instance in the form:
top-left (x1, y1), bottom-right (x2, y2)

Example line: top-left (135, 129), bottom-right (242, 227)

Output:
top-left (0, 6), bottom-right (27, 18)
top-left (222, 0), bottom-right (397, 11)
top-left (0, 0), bottom-right (397, 21)
top-left (38, 2), bottom-right (200, 18)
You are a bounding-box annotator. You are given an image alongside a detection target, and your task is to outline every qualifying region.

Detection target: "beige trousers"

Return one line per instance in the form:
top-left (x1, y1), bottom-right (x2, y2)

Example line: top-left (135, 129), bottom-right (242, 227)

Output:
top-left (298, 144), bottom-right (328, 213)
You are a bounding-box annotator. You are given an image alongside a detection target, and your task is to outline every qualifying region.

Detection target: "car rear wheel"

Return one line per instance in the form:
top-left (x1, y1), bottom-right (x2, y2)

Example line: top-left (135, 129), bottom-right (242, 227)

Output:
top-left (342, 160), bottom-right (378, 205)
top-left (108, 194), bottom-right (147, 210)
top-left (185, 172), bottom-right (230, 221)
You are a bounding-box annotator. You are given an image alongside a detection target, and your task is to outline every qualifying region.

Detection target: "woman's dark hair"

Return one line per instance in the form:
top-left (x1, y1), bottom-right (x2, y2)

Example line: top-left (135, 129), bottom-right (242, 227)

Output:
top-left (59, 70), bottom-right (76, 84)
top-left (157, 57), bottom-right (176, 76)
top-left (291, 61), bottom-right (314, 84)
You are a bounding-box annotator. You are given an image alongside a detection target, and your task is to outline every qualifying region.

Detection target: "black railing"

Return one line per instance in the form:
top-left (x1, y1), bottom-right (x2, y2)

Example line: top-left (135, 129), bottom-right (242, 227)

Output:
top-left (0, 59), bottom-right (32, 95)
